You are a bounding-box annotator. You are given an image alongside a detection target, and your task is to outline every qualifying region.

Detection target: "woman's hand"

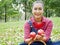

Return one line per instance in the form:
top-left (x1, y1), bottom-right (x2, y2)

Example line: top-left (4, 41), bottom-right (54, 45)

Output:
top-left (42, 36), bottom-right (47, 42)
top-left (25, 38), bottom-right (32, 44)
top-left (36, 34), bottom-right (43, 40)
top-left (36, 34), bottom-right (47, 42)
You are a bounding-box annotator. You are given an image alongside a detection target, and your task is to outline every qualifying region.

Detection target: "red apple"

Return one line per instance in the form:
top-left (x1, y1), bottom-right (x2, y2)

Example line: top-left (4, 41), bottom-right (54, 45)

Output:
top-left (38, 29), bottom-right (45, 35)
top-left (29, 32), bottom-right (36, 39)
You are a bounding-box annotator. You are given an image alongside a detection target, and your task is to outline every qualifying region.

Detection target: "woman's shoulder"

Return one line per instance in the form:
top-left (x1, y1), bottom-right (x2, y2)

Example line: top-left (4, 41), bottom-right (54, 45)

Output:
top-left (44, 17), bottom-right (52, 22)
top-left (25, 19), bottom-right (30, 23)
top-left (43, 17), bottom-right (53, 24)
top-left (24, 20), bottom-right (29, 24)
top-left (24, 20), bottom-right (31, 25)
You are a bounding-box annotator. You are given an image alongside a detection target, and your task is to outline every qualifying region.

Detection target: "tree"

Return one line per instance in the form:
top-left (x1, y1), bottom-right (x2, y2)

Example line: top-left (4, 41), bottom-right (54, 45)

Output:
top-left (0, 0), bottom-right (19, 22)
top-left (14, 0), bottom-right (36, 20)
top-left (43, 0), bottom-right (60, 17)
top-left (0, 0), bottom-right (13, 22)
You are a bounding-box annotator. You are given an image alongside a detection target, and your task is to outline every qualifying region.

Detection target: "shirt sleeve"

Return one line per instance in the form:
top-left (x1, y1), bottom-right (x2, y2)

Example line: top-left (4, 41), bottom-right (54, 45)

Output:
top-left (24, 21), bottom-right (30, 41)
top-left (45, 21), bottom-right (53, 41)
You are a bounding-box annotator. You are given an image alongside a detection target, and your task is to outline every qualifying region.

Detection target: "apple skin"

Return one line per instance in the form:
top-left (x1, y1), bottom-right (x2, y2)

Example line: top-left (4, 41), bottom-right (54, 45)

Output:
top-left (30, 32), bottom-right (36, 39)
top-left (38, 29), bottom-right (45, 36)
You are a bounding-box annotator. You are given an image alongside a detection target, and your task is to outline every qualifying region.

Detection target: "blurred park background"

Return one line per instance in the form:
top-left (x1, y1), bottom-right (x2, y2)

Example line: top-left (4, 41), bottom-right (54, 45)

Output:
top-left (0, 0), bottom-right (60, 45)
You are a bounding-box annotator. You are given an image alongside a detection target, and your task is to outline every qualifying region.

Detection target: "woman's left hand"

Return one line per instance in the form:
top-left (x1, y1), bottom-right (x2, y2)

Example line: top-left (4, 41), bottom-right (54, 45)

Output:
top-left (36, 34), bottom-right (43, 40)
top-left (42, 36), bottom-right (47, 42)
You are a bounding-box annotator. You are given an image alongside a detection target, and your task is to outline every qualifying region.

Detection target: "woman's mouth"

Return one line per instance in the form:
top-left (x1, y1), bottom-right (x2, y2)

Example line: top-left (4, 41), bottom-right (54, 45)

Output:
top-left (35, 14), bottom-right (40, 16)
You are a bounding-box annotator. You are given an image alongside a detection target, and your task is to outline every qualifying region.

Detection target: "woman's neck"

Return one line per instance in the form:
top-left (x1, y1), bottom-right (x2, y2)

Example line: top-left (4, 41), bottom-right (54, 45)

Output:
top-left (34, 17), bottom-right (42, 22)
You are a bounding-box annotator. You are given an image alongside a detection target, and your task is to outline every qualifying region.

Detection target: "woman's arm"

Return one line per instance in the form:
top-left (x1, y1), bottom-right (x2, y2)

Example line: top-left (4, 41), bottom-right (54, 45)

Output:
top-left (44, 21), bottom-right (53, 41)
top-left (24, 21), bottom-right (30, 40)
top-left (36, 21), bottom-right (53, 42)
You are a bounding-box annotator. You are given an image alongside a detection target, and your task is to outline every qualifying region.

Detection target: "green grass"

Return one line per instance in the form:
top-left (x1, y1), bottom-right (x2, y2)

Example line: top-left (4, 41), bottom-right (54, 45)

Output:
top-left (0, 17), bottom-right (60, 45)
top-left (49, 17), bottom-right (60, 41)
top-left (0, 20), bottom-right (25, 45)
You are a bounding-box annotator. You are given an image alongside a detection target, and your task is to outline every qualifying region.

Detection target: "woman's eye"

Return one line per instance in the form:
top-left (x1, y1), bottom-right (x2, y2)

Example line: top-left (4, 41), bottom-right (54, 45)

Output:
top-left (39, 8), bottom-right (42, 10)
top-left (34, 8), bottom-right (42, 10)
top-left (34, 8), bottom-right (37, 10)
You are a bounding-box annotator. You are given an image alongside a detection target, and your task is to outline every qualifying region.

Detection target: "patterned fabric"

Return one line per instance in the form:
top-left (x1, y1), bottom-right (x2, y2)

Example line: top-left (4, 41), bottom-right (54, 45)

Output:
top-left (24, 16), bottom-right (53, 41)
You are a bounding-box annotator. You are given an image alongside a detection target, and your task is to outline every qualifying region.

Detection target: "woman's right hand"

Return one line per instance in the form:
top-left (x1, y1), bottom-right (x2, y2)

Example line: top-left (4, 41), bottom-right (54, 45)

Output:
top-left (25, 38), bottom-right (32, 44)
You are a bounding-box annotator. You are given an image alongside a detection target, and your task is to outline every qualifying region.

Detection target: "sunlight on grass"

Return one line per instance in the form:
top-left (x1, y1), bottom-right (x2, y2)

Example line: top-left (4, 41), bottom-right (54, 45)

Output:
top-left (0, 21), bottom-right (25, 45)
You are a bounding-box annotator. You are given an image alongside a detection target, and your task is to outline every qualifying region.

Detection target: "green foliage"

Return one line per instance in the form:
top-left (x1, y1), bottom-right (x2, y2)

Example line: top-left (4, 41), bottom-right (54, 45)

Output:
top-left (0, 0), bottom-right (19, 22)
top-left (0, 0), bottom-right (60, 21)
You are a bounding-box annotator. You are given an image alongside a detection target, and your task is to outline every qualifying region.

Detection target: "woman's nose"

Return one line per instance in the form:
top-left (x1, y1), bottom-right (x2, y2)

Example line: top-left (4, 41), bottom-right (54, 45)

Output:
top-left (36, 10), bottom-right (39, 13)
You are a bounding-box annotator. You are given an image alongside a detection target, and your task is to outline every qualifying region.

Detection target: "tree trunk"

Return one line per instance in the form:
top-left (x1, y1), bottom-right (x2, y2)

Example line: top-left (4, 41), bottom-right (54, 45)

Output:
top-left (45, 8), bottom-right (48, 17)
top-left (25, 1), bottom-right (26, 20)
top-left (4, 5), bottom-right (7, 22)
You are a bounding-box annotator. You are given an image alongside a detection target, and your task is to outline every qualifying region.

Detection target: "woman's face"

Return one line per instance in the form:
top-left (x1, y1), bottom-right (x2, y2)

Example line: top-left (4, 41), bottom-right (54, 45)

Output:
top-left (32, 3), bottom-right (44, 19)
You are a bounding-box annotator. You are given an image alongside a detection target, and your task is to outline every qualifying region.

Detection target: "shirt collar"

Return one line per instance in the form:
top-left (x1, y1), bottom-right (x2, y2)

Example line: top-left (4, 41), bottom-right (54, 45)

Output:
top-left (30, 16), bottom-right (46, 23)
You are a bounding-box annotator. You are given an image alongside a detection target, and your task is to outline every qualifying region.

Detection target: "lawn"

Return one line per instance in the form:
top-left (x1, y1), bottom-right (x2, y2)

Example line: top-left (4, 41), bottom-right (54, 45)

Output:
top-left (0, 17), bottom-right (60, 45)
